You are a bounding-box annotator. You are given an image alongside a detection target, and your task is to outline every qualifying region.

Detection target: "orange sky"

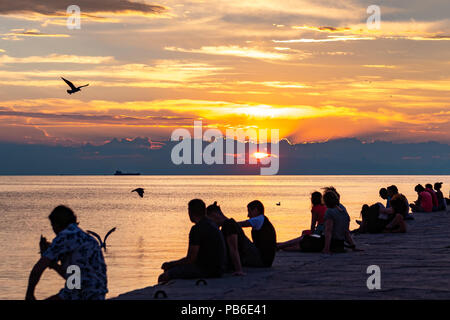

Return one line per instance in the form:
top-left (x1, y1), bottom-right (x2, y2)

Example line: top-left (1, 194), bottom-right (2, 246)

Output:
top-left (0, 0), bottom-right (449, 145)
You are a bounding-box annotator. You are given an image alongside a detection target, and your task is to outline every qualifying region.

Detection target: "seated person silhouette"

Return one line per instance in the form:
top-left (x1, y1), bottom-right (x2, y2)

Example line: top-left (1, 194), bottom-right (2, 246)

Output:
top-left (206, 201), bottom-right (272, 275)
top-left (237, 200), bottom-right (277, 267)
top-left (25, 205), bottom-right (107, 300)
top-left (158, 199), bottom-right (226, 283)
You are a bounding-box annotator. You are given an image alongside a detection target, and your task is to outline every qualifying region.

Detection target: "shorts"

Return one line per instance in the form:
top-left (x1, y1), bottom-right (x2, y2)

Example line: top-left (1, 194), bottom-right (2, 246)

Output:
top-left (299, 236), bottom-right (345, 253)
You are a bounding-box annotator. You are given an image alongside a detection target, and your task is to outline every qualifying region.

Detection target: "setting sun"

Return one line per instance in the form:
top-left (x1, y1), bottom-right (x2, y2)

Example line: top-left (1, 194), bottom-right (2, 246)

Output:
top-left (253, 152), bottom-right (270, 159)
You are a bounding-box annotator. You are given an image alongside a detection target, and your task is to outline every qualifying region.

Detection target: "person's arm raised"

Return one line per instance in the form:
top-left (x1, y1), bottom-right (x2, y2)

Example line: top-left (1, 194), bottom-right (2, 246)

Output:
top-left (25, 257), bottom-right (52, 300)
top-left (239, 215), bottom-right (265, 229)
top-left (237, 220), bottom-right (251, 228)
top-left (39, 236), bottom-right (66, 279)
top-left (226, 234), bottom-right (245, 276)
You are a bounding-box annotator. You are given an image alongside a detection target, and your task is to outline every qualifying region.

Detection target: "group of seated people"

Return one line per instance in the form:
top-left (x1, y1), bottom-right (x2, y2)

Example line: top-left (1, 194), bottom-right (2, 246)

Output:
top-left (25, 187), bottom-right (367, 300)
top-left (356, 185), bottom-right (410, 234)
top-left (410, 182), bottom-right (447, 213)
top-left (159, 199), bottom-right (277, 282)
top-left (277, 187), bottom-right (360, 253)
top-left (161, 187), bottom-right (362, 283)
top-left (352, 182), bottom-right (447, 235)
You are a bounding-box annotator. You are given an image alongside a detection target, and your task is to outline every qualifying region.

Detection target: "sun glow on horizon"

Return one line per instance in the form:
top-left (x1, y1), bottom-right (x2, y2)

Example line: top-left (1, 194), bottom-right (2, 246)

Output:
top-left (253, 152), bottom-right (270, 159)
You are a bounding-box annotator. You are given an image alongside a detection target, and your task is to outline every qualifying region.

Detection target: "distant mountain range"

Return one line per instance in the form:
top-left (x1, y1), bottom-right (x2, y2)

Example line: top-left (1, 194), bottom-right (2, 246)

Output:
top-left (1, 137), bottom-right (449, 175)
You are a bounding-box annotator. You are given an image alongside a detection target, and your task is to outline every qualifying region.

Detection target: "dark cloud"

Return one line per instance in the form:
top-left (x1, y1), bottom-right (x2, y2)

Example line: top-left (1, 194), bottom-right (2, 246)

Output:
top-left (0, 0), bottom-right (166, 16)
top-left (1, 29), bottom-right (70, 39)
top-left (428, 35), bottom-right (450, 40)
top-left (220, 12), bottom-right (313, 25)
top-left (0, 109), bottom-right (192, 125)
top-left (317, 26), bottom-right (350, 32)
top-left (0, 136), bottom-right (449, 174)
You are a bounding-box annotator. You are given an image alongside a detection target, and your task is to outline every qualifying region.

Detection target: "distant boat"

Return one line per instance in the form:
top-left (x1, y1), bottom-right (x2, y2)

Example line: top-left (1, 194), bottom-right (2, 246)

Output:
top-left (114, 170), bottom-right (141, 176)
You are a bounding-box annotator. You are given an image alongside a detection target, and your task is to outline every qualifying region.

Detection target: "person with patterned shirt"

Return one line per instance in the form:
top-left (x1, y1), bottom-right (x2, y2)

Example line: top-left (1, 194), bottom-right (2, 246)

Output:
top-left (25, 205), bottom-right (108, 300)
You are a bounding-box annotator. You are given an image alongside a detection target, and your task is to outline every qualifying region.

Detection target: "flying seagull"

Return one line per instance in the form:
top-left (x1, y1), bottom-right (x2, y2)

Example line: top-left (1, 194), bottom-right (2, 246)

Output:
top-left (61, 77), bottom-right (89, 95)
top-left (87, 227), bottom-right (116, 251)
top-left (132, 188), bottom-right (145, 198)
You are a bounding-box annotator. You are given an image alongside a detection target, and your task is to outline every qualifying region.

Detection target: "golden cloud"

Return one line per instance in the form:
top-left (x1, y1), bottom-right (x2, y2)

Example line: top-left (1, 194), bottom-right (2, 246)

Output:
top-left (0, 54), bottom-right (115, 64)
top-left (165, 45), bottom-right (292, 61)
top-left (1, 29), bottom-right (70, 40)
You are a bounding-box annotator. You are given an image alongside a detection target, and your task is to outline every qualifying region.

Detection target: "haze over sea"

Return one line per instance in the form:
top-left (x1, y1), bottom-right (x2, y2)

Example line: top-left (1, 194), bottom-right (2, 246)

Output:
top-left (1, 175), bottom-right (449, 300)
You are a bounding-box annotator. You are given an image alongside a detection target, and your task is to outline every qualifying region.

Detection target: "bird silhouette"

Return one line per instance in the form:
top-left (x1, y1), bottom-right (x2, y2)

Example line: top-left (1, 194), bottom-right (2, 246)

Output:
top-left (61, 77), bottom-right (89, 95)
top-left (132, 188), bottom-right (145, 198)
top-left (276, 202), bottom-right (281, 206)
top-left (87, 227), bottom-right (116, 251)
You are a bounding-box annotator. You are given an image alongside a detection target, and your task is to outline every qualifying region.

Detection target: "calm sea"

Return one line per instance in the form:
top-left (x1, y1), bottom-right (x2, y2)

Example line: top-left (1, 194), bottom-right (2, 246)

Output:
top-left (0, 175), bottom-right (449, 300)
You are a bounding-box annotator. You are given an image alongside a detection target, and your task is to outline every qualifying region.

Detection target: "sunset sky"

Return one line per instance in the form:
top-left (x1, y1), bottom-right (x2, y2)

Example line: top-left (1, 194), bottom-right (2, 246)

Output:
top-left (0, 0), bottom-right (449, 145)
